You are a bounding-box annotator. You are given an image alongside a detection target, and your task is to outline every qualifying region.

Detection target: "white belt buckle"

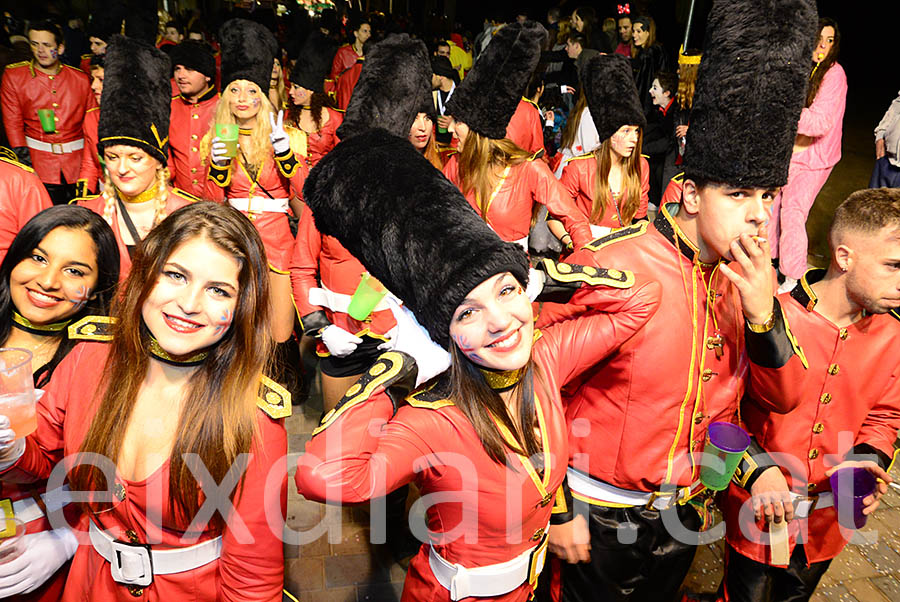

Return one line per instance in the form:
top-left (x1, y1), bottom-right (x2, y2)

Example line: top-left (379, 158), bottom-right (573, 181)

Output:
top-left (51, 142), bottom-right (64, 155)
top-left (448, 564), bottom-right (471, 601)
top-left (793, 497), bottom-right (814, 519)
top-left (109, 539), bottom-right (154, 587)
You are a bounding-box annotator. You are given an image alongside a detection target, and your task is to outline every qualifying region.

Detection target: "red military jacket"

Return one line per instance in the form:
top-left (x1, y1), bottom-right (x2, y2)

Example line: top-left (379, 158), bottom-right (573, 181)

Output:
top-left (559, 152), bottom-right (650, 230)
top-left (330, 44), bottom-right (360, 82)
top-left (0, 157), bottom-right (52, 262)
top-left (169, 87), bottom-right (218, 198)
top-left (442, 154), bottom-right (592, 249)
top-left (662, 172), bottom-right (684, 205)
top-left (506, 98), bottom-right (545, 156)
top-left (1, 341), bottom-right (288, 602)
top-left (1, 60), bottom-right (95, 184)
top-left (721, 269), bottom-right (900, 565)
top-left (290, 206), bottom-right (397, 352)
top-left (76, 187), bottom-right (196, 279)
top-left (296, 267), bottom-right (661, 601)
top-left (297, 106), bottom-right (343, 167)
top-left (77, 106), bottom-right (100, 195)
top-left (555, 206), bottom-right (788, 492)
top-left (334, 59), bottom-right (363, 111)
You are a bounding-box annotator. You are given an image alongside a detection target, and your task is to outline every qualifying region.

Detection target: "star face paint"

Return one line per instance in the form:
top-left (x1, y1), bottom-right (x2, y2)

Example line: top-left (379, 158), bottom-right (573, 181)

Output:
top-left (213, 308), bottom-right (234, 335)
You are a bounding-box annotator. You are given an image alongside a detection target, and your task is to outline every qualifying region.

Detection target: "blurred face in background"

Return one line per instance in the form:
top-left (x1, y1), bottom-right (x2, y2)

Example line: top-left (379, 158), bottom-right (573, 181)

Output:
top-left (632, 22), bottom-right (650, 48)
top-left (618, 17), bottom-right (632, 43)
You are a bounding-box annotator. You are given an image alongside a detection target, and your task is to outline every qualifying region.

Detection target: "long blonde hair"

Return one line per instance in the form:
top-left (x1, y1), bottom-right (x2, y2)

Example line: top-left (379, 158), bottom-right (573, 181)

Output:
top-left (458, 131), bottom-right (532, 218)
top-left (200, 84), bottom-right (275, 171)
top-left (676, 62), bottom-right (700, 110)
top-left (101, 165), bottom-right (170, 234)
top-left (591, 132), bottom-right (644, 224)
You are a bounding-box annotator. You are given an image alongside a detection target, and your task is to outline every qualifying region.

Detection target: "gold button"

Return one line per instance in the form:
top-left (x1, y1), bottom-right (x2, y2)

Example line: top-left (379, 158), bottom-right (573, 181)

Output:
top-left (582, 266), bottom-right (596, 276)
top-left (191, 134), bottom-right (198, 140)
top-left (51, 89), bottom-right (56, 94)
top-left (701, 369), bottom-right (714, 382)
top-left (114, 482), bottom-right (126, 501)
top-left (127, 585), bottom-right (143, 597)
top-left (694, 413), bottom-right (704, 425)
top-left (827, 364), bottom-right (839, 375)
top-left (191, 147), bottom-right (197, 152)
top-left (52, 102), bottom-right (58, 107)
top-left (556, 263), bottom-right (572, 273)
top-left (48, 75), bottom-right (54, 80)
top-left (839, 328), bottom-right (848, 340)
top-left (125, 529), bottom-right (139, 542)
top-left (192, 179), bottom-right (198, 184)
top-left (192, 114), bottom-right (199, 119)
top-left (812, 423), bottom-right (824, 434)
top-left (191, 167), bottom-right (197, 173)
top-left (820, 393), bottom-right (832, 404)
top-left (809, 449), bottom-right (819, 460)
top-left (607, 268), bottom-right (622, 279)
top-left (531, 527), bottom-right (546, 541)
top-left (808, 482), bottom-right (817, 491)
top-left (539, 492), bottom-right (552, 507)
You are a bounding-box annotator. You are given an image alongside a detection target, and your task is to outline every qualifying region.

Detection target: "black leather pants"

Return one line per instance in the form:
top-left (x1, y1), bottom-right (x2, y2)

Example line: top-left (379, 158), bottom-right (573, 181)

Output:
top-left (723, 544), bottom-right (830, 602)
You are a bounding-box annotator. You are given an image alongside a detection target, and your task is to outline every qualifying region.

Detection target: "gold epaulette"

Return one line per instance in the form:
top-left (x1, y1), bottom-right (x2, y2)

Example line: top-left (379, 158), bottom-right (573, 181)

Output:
top-left (406, 386), bottom-right (455, 410)
top-left (68, 316), bottom-right (116, 341)
top-left (86, 106), bottom-right (99, 114)
top-left (257, 375), bottom-right (292, 419)
top-left (540, 258), bottom-right (635, 289)
top-left (564, 152), bottom-right (595, 165)
top-left (671, 172), bottom-right (684, 184)
top-left (4, 61), bottom-right (29, 70)
top-left (63, 64), bottom-right (85, 74)
top-left (583, 220), bottom-right (650, 252)
top-left (171, 188), bottom-right (200, 203)
top-left (0, 155), bottom-right (34, 173)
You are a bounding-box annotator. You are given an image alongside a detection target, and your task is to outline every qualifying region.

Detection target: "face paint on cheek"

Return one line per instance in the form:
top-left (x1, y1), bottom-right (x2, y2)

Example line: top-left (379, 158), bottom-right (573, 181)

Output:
top-left (451, 333), bottom-right (476, 352)
top-left (213, 308), bottom-right (234, 335)
top-left (67, 285), bottom-right (91, 310)
top-left (251, 98), bottom-right (260, 107)
top-left (50, 49), bottom-right (58, 59)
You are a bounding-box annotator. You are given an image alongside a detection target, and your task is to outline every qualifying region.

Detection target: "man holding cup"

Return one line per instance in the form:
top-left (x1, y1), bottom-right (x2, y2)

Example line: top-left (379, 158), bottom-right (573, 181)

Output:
top-left (719, 188), bottom-right (900, 602)
top-left (1, 19), bottom-right (94, 205)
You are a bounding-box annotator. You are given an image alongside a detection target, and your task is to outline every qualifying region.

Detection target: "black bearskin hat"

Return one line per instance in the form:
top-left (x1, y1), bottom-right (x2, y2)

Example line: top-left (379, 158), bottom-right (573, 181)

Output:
top-left (169, 40), bottom-right (216, 81)
top-left (446, 21), bottom-right (547, 140)
top-left (219, 19), bottom-right (277, 96)
top-left (683, 0), bottom-right (817, 188)
top-left (303, 129), bottom-right (529, 348)
top-left (289, 33), bottom-right (334, 93)
top-left (581, 53), bottom-right (646, 142)
top-left (336, 34), bottom-right (433, 140)
top-left (85, 10), bottom-right (121, 43)
top-left (98, 36), bottom-right (171, 165)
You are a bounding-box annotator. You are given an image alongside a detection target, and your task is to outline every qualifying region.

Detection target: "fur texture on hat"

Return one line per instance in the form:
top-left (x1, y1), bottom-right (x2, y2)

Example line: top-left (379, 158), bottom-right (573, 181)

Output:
top-left (219, 19), bottom-right (277, 96)
top-left (581, 53), bottom-right (646, 142)
top-left (336, 34), bottom-right (434, 140)
top-left (86, 10), bottom-right (121, 43)
top-left (445, 21), bottom-right (547, 140)
top-left (289, 33), bottom-right (335, 93)
top-left (169, 40), bottom-right (216, 81)
top-left (303, 129), bottom-right (529, 348)
top-left (98, 36), bottom-right (172, 165)
top-left (683, 0), bottom-right (817, 188)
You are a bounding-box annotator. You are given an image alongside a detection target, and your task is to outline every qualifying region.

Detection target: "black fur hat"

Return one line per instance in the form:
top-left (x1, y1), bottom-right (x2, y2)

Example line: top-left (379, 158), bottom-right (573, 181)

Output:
top-left (219, 19), bottom-right (277, 96)
top-left (336, 34), bottom-right (433, 140)
top-left (581, 53), bottom-right (646, 142)
top-left (85, 10), bottom-right (121, 43)
top-left (169, 40), bottom-right (216, 81)
top-left (289, 33), bottom-right (334, 93)
top-left (446, 21), bottom-right (547, 140)
top-left (98, 36), bottom-right (172, 165)
top-left (683, 0), bottom-right (817, 188)
top-left (303, 129), bottom-right (529, 348)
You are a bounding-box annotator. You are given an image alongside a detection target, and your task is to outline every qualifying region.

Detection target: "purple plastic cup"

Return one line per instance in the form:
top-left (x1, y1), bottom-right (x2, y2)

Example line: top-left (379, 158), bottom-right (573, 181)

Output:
top-left (829, 467), bottom-right (878, 529)
top-left (699, 422), bottom-right (751, 491)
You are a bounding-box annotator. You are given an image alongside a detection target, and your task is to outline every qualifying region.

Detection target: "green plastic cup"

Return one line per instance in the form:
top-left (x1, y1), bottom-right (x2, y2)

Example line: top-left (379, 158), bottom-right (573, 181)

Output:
top-left (37, 109), bottom-right (56, 133)
top-left (699, 422), bottom-right (751, 491)
top-left (347, 273), bottom-right (387, 321)
top-left (215, 123), bottom-right (239, 158)
top-left (437, 125), bottom-right (448, 134)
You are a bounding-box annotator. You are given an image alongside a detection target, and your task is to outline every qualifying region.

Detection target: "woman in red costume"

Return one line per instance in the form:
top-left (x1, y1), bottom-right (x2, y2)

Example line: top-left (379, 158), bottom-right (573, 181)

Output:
top-left (203, 19), bottom-right (305, 343)
top-left (75, 37), bottom-right (196, 280)
top-left (295, 127), bottom-right (660, 602)
top-left (555, 54), bottom-right (649, 242)
top-left (442, 23), bottom-right (591, 254)
top-left (0, 206), bottom-right (118, 601)
top-left (0, 202), bottom-right (289, 601)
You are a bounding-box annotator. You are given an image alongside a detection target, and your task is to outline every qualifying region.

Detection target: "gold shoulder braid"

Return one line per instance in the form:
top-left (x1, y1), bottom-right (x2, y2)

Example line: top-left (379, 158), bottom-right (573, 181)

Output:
top-left (12, 311), bottom-right (71, 336)
top-left (479, 366), bottom-right (526, 392)
top-left (147, 335), bottom-right (208, 367)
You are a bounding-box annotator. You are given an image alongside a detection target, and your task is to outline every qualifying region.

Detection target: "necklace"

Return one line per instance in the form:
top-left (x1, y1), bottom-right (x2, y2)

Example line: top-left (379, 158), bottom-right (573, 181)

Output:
top-left (147, 335), bottom-right (209, 367)
top-left (12, 311), bottom-right (71, 336)
top-left (478, 366), bottom-right (526, 392)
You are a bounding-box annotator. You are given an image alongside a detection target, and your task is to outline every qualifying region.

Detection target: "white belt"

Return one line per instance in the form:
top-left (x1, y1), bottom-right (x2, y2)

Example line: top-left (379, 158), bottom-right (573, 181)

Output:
top-left (25, 136), bottom-right (85, 155)
top-left (227, 196), bottom-right (290, 213)
top-left (0, 485), bottom-right (71, 525)
top-left (308, 286), bottom-right (397, 314)
top-left (791, 491), bottom-right (833, 519)
top-left (89, 520), bottom-right (223, 587)
top-left (428, 529), bottom-right (549, 601)
top-left (589, 225), bottom-right (612, 239)
top-left (567, 467), bottom-right (697, 511)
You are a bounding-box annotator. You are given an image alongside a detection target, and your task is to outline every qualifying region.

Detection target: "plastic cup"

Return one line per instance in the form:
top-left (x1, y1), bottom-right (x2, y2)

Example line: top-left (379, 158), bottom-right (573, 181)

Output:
top-left (700, 422), bottom-right (751, 491)
top-left (37, 108), bottom-right (56, 133)
top-left (437, 125), bottom-right (448, 134)
top-left (0, 518), bottom-right (25, 564)
top-left (347, 273), bottom-right (387, 321)
top-left (0, 348), bottom-right (36, 439)
top-left (829, 467), bottom-right (877, 529)
top-left (215, 123), bottom-right (239, 158)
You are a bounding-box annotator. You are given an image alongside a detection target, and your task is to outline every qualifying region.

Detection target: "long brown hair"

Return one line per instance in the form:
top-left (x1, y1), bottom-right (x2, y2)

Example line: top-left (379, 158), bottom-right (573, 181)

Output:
top-left (591, 132), bottom-right (644, 224)
top-left (560, 91), bottom-right (588, 152)
top-left (806, 18), bottom-right (840, 108)
top-left (70, 202), bottom-right (274, 529)
top-left (458, 131), bottom-right (532, 217)
top-left (676, 62), bottom-right (700, 110)
top-left (286, 91), bottom-right (335, 132)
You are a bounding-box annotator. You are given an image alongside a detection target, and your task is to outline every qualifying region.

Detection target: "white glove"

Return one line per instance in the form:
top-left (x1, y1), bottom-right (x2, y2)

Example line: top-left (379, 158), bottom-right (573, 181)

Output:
top-left (269, 110), bottom-right (290, 155)
top-left (0, 415), bottom-right (25, 470)
top-left (0, 528), bottom-right (78, 596)
top-left (321, 325), bottom-right (363, 358)
top-left (210, 136), bottom-right (231, 166)
top-left (385, 298), bottom-right (451, 387)
top-left (525, 268), bottom-right (546, 302)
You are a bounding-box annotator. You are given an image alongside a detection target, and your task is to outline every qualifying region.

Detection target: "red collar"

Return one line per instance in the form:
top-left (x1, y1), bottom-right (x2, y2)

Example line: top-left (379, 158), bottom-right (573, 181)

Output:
top-left (659, 97), bottom-right (674, 116)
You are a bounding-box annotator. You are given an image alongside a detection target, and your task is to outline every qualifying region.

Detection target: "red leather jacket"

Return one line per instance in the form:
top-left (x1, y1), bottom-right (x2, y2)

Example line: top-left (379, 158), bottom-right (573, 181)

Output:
top-left (1, 61), bottom-right (95, 184)
top-left (298, 106), bottom-right (343, 167)
top-left (662, 172), bottom-right (684, 205)
top-left (506, 98), bottom-right (545, 156)
top-left (169, 88), bottom-right (218, 198)
top-left (334, 60), bottom-right (362, 111)
top-left (722, 269), bottom-right (900, 564)
top-left (0, 157), bottom-right (52, 262)
top-left (559, 152), bottom-right (650, 229)
top-left (296, 266), bottom-right (661, 601)
top-left (442, 155), bottom-right (592, 249)
top-left (330, 44), bottom-right (360, 81)
top-left (76, 106), bottom-right (100, 195)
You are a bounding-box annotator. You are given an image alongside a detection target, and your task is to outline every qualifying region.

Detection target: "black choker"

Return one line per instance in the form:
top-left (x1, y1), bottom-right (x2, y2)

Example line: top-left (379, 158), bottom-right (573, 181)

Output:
top-left (12, 311), bottom-right (71, 336)
top-left (238, 127), bottom-right (252, 136)
top-left (147, 336), bottom-right (209, 367)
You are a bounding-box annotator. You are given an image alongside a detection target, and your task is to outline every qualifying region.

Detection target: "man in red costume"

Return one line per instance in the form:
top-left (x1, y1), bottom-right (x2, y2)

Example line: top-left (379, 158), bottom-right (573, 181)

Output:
top-left (0, 152), bottom-right (52, 261)
top-left (1, 20), bottom-right (95, 205)
top-left (329, 17), bottom-right (370, 82)
top-left (75, 54), bottom-right (102, 197)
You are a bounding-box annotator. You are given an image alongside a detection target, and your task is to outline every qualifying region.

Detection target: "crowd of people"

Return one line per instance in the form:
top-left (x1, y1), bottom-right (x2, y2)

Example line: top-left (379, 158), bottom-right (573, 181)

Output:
top-left (0, 1), bottom-right (895, 602)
